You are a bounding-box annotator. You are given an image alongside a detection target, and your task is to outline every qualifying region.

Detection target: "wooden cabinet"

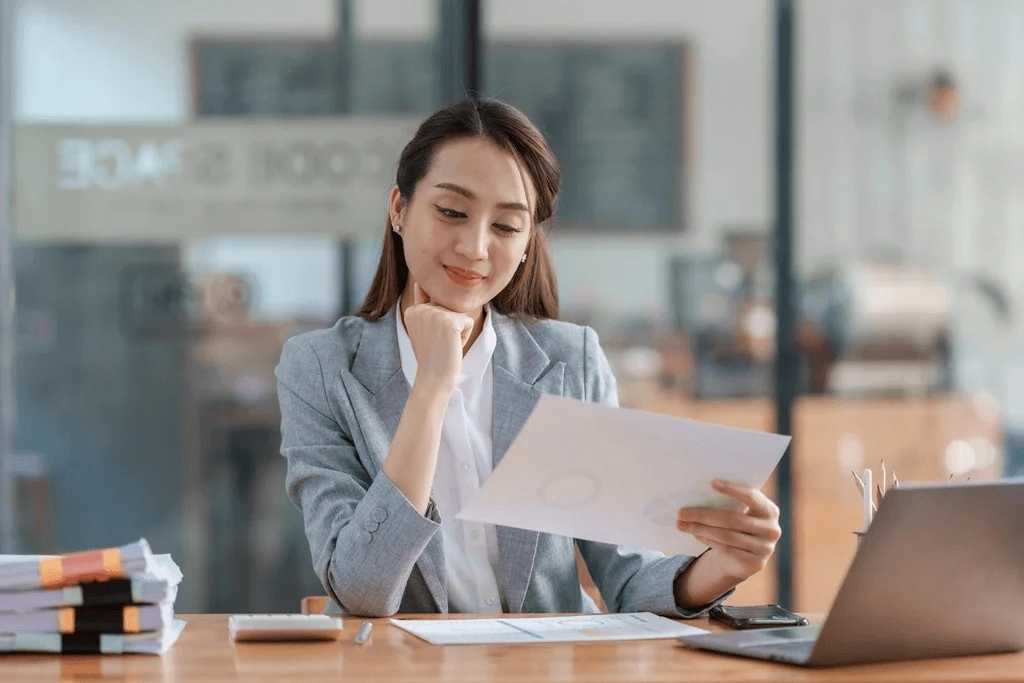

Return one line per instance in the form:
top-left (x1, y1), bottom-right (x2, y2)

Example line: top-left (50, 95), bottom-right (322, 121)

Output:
top-left (790, 396), bottom-right (1002, 613)
top-left (629, 393), bottom-right (1004, 613)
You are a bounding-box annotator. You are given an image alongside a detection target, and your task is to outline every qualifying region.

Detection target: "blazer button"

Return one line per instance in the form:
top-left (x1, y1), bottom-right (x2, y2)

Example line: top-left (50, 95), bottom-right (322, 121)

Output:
top-left (358, 531), bottom-right (372, 545)
top-left (371, 508), bottom-right (388, 523)
top-left (362, 520), bottom-right (379, 533)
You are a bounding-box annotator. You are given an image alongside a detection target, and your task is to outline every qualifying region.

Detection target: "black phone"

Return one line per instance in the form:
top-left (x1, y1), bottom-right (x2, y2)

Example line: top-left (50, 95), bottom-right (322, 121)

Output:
top-left (708, 604), bottom-right (809, 629)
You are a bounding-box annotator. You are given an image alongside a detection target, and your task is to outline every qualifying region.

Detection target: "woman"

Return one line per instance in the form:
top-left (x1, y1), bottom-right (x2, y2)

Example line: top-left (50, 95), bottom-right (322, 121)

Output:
top-left (276, 98), bottom-right (781, 617)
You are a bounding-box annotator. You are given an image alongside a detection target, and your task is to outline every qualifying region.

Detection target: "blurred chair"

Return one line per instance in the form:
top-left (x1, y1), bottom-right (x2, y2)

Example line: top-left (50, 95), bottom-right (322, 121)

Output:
top-left (301, 595), bottom-right (329, 615)
top-left (184, 272), bottom-right (320, 612)
top-left (799, 263), bottom-right (950, 395)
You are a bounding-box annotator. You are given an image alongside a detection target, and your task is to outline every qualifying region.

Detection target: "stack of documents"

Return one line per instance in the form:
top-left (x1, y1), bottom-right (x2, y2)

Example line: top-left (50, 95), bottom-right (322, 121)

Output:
top-left (0, 538), bottom-right (186, 654)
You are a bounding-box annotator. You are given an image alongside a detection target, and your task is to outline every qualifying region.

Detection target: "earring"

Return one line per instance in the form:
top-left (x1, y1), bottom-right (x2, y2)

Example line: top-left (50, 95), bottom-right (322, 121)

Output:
top-left (392, 224), bottom-right (400, 234)
top-left (521, 253), bottom-right (527, 264)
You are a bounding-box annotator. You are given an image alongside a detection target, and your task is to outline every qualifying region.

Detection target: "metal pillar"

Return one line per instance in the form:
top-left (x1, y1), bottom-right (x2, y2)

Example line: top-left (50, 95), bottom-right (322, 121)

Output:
top-left (772, 0), bottom-right (797, 610)
top-left (332, 0), bottom-right (353, 115)
top-left (334, 0), bottom-right (358, 316)
top-left (0, 0), bottom-right (18, 553)
top-left (438, 0), bottom-right (482, 103)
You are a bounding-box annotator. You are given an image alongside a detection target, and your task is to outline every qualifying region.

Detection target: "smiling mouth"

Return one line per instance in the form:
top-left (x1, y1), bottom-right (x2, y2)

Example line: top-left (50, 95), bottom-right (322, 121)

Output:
top-left (445, 266), bottom-right (484, 286)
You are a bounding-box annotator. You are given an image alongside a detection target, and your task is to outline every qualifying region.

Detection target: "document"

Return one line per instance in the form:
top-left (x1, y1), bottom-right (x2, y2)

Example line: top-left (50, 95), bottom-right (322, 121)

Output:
top-left (390, 612), bottom-right (707, 645)
top-left (458, 395), bottom-right (790, 556)
top-left (0, 618), bottom-right (187, 654)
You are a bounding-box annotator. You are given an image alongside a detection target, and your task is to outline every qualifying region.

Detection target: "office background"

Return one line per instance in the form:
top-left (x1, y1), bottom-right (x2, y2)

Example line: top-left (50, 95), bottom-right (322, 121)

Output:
top-left (1, 0), bottom-right (1023, 614)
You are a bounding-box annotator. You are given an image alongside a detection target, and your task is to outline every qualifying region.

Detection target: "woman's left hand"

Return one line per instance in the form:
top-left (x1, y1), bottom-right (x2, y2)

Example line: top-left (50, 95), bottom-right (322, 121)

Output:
top-left (676, 479), bottom-right (781, 585)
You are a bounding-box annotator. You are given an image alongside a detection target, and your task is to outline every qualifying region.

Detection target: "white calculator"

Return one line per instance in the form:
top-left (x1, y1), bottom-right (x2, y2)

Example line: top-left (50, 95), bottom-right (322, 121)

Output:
top-left (229, 614), bottom-right (344, 642)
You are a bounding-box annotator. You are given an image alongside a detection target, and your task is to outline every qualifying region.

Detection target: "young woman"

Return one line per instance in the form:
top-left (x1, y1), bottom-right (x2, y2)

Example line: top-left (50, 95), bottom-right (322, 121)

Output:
top-left (276, 98), bottom-right (781, 617)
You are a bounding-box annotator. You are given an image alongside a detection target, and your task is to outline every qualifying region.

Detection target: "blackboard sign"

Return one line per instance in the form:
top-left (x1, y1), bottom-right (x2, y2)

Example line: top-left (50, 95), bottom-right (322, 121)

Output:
top-left (488, 44), bottom-right (684, 230)
top-left (194, 40), bottom-right (686, 231)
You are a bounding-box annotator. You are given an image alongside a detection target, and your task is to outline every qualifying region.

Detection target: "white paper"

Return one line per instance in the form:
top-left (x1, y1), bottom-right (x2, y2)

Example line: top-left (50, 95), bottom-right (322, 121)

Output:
top-left (0, 555), bottom-right (51, 564)
top-left (458, 395), bottom-right (790, 556)
top-left (390, 612), bottom-right (706, 645)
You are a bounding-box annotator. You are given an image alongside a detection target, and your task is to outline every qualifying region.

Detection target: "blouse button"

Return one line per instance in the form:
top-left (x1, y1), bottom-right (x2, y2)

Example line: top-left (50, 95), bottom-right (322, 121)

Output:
top-left (461, 462), bottom-right (471, 472)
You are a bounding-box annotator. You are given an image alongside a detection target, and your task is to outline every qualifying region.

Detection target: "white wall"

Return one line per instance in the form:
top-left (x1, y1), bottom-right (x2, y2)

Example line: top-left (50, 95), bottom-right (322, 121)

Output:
top-left (13, 0), bottom-right (772, 321)
top-left (15, 0), bottom-right (336, 122)
top-left (15, 0), bottom-right (1024, 336)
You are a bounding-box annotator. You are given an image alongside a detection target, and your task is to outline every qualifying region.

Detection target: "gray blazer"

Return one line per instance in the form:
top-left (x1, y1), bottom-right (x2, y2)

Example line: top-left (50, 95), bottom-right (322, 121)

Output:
top-left (276, 308), bottom-right (730, 617)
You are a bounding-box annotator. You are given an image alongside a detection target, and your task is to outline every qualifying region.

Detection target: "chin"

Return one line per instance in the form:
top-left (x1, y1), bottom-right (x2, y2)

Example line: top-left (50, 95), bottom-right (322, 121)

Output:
top-left (428, 281), bottom-right (491, 313)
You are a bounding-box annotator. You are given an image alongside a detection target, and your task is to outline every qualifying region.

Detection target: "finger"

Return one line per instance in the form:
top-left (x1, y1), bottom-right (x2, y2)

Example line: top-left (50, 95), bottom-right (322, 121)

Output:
top-left (681, 522), bottom-right (776, 557)
top-left (412, 281), bottom-right (431, 306)
top-left (712, 480), bottom-right (778, 519)
top-left (458, 315), bottom-right (474, 345)
top-left (677, 509), bottom-right (781, 540)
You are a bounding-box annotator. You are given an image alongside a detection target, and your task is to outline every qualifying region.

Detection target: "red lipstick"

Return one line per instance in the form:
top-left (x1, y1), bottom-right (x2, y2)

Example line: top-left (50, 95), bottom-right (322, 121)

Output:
top-left (445, 266), bottom-right (484, 286)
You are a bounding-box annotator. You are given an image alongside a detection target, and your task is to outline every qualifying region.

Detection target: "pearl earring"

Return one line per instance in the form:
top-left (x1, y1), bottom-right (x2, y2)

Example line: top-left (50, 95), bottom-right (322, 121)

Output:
top-left (392, 224), bottom-right (400, 233)
top-left (521, 253), bottom-right (527, 264)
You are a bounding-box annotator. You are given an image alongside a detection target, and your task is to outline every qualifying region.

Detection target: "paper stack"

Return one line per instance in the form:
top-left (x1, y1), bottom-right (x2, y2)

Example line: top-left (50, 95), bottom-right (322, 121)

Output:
top-left (0, 538), bottom-right (185, 654)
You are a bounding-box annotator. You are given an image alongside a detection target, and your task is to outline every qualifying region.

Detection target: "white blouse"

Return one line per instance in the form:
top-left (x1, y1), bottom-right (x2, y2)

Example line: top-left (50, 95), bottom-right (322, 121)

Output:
top-left (395, 301), bottom-right (505, 613)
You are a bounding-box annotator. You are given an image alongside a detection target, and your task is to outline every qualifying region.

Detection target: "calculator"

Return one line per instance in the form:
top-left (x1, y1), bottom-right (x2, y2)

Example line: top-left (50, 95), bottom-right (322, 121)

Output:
top-left (228, 614), bottom-right (344, 642)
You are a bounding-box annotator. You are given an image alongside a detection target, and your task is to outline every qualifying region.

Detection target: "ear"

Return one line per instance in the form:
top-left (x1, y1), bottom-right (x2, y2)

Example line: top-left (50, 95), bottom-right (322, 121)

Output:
top-left (388, 186), bottom-right (407, 227)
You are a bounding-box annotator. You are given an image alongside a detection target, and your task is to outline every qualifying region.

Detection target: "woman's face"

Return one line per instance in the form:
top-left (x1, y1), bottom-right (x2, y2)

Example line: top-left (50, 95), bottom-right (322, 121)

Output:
top-left (391, 137), bottom-right (534, 316)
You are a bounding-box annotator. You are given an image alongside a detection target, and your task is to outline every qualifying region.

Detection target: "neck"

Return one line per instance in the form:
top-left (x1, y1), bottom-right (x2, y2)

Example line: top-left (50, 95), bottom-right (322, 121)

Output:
top-left (399, 285), bottom-right (486, 356)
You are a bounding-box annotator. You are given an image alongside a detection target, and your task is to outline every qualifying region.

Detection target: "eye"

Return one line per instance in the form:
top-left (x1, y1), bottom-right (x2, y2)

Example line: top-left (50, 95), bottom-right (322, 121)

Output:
top-left (493, 223), bottom-right (522, 235)
top-left (434, 205), bottom-right (466, 220)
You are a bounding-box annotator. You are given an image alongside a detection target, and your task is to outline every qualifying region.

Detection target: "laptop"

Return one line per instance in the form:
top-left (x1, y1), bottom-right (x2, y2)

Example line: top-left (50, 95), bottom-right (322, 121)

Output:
top-left (677, 479), bottom-right (1024, 666)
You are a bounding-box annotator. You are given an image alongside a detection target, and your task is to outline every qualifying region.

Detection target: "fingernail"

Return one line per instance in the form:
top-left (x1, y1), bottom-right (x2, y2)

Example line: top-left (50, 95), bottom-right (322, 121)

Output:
top-left (712, 479), bottom-right (725, 488)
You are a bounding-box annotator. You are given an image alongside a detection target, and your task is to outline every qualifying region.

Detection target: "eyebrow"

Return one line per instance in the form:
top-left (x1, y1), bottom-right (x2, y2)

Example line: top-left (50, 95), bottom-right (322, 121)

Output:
top-left (434, 182), bottom-right (530, 213)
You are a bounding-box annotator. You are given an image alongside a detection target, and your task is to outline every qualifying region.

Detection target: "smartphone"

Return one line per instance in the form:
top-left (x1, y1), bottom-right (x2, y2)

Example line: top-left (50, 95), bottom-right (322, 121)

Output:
top-left (709, 604), bottom-right (809, 629)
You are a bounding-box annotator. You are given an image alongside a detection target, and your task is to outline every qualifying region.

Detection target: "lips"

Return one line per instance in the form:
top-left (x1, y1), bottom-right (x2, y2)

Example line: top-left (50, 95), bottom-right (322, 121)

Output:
top-left (445, 266), bottom-right (484, 286)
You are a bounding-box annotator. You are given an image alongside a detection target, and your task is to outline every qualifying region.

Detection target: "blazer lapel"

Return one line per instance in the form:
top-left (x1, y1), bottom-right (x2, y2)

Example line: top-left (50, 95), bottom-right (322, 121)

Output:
top-left (491, 312), bottom-right (565, 612)
top-left (338, 309), bottom-right (448, 612)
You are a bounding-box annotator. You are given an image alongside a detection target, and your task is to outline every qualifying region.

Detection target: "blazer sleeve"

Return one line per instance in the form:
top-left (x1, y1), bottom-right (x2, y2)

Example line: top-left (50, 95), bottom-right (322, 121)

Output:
top-left (574, 326), bottom-right (734, 618)
top-left (276, 336), bottom-right (441, 617)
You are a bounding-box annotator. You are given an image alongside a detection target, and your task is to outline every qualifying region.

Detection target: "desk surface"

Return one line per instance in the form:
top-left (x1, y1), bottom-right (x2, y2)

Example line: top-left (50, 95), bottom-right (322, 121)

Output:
top-left (3, 614), bottom-right (1024, 682)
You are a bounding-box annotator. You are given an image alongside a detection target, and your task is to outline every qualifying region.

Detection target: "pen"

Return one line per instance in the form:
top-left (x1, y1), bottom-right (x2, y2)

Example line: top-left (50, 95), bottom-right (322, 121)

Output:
top-left (851, 470), bottom-right (877, 512)
top-left (355, 621), bottom-right (372, 644)
top-left (862, 468), bottom-right (873, 531)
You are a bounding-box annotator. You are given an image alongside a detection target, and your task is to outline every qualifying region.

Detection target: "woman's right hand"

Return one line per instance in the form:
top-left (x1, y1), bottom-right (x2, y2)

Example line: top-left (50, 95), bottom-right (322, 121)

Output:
top-left (402, 281), bottom-right (475, 394)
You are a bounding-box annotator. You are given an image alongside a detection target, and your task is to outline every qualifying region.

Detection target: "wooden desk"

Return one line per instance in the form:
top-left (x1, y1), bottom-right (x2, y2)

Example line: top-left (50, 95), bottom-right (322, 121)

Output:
top-left (4, 615), bottom-right (1024, 682)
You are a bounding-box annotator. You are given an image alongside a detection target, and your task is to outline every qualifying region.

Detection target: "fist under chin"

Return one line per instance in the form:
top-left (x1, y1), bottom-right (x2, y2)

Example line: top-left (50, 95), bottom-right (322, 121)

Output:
top-left (424, 285), bottom-right (489, 313)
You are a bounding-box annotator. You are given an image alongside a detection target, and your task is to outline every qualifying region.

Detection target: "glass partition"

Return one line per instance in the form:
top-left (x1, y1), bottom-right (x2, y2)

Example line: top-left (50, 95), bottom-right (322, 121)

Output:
top-left (4, 0), bottom-right (1021, 616)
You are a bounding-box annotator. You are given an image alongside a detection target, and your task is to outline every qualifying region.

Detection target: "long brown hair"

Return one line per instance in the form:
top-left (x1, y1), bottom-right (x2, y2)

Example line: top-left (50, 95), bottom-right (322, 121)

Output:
top-left (356, 98), bottom-right (560, 321)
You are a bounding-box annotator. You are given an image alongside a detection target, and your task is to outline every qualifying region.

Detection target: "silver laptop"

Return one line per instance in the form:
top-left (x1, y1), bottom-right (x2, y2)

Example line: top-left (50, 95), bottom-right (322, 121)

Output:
top-left (677, 479), bottom-right (1024, 666)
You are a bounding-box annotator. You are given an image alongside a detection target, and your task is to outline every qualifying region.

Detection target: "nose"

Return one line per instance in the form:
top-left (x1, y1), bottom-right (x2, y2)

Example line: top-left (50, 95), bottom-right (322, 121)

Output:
top-left (454, 218), bottom-right (488, 261)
